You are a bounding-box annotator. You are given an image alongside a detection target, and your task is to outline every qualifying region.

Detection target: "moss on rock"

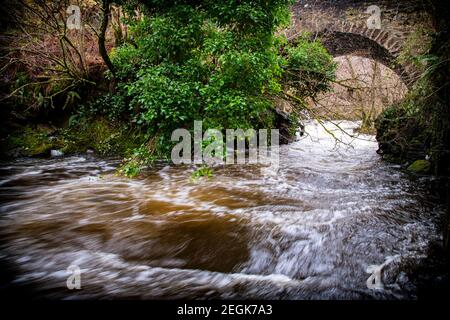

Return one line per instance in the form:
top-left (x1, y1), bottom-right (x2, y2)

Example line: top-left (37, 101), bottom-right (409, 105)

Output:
top-left (4, 125), bottom-right (64, 157)
top-left (407, 159), bottom-right (431, 173)
top-left (3, 118), bottom-right (147, 159)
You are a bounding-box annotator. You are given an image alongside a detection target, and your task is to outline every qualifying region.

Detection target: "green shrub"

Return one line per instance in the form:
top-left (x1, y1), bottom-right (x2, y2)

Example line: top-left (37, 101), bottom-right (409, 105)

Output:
top-left (101, 1), bottom-right (334, 176)
top-left (191, 166), bottom-right (214, 180)
top-left (283, 35), bottom-right (337, 98)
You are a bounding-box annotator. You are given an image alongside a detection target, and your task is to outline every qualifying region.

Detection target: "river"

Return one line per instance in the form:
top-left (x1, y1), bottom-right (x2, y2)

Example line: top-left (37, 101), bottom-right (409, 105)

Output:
top-left (0, 121), bottom-right (446, 299)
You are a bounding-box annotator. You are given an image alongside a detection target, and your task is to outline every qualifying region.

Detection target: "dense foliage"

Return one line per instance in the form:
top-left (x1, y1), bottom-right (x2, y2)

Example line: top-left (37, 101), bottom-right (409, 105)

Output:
top-left (111, 1), bottom-right (291, 132)
top-left (105, 0), bottom-right (335, 173)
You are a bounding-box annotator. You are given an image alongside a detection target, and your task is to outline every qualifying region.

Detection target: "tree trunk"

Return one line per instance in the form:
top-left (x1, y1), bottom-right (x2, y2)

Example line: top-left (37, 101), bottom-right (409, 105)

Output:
top-left (98, 0), bottom-right (115, 76)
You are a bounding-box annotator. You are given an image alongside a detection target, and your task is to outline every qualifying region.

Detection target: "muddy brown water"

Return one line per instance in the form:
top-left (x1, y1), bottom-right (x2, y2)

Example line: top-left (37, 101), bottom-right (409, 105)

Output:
top-left (0, 121), bottom-right (447, 299)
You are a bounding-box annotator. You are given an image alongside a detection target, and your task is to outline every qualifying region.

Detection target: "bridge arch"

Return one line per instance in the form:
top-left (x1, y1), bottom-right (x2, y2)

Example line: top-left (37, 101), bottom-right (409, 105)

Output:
top-left (284, 0), bottom-right (434, 89)
top-left (320, 31), bottom-right (412, 87)
top-left (287, 28), bottom-right (415, 88)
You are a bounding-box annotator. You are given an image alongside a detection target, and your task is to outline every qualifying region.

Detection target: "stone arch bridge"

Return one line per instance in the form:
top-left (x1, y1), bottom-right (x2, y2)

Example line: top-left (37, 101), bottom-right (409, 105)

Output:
top-left (284, 0), bottom-right (434, 88)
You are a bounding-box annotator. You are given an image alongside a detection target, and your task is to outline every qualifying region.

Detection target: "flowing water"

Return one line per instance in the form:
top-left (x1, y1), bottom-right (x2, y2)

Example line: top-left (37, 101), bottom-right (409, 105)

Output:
top-left (0, 121), bottom-right (446, 299)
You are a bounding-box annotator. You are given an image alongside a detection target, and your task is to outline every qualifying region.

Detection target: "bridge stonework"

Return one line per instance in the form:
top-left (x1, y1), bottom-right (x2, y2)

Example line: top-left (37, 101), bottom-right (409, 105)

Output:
top-left (285, 0), bottom-right (435, 87)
